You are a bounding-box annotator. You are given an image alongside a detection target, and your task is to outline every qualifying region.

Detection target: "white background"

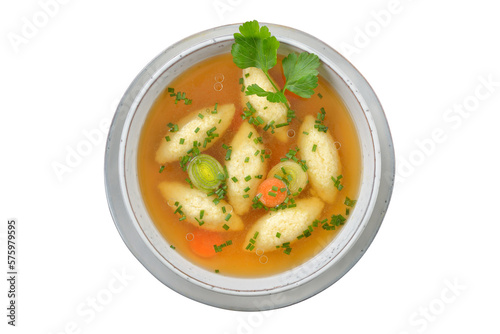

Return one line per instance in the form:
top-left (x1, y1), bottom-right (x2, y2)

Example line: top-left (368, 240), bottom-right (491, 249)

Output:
top-left (1, 0), bottom-right (499, 333)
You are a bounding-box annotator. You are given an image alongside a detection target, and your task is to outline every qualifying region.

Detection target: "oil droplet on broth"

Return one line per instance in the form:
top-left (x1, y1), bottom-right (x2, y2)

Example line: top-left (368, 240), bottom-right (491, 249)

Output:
top-left (287, 129), bottom-right (295, 138)
top-left (255, 248), bottom-right (264, 256)
top-left (334, 141), bottom-right (342, 150)
top-left (259, 255), bottom-right (268, 264)
top-left (214, 82), bottom-right (223, 91)
top-left (214, 73), bottom-right (224, 83)
top-left (185, 233), bottom-right (194, 241)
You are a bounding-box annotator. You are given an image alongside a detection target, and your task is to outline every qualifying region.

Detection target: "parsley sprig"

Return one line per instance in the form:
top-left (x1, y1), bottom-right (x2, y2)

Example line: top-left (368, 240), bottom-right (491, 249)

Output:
top-left (231, 20), bottom-right (320, 108)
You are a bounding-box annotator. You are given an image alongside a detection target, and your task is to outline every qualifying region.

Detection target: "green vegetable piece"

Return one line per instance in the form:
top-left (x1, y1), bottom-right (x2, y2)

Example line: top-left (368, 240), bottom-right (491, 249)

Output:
top-left (231, 20), bottom-right (279, 71)
top-left (245, 84), bottom-right (288, 104)
top-left (282, 52), bottom-right (320, 98)
top-left (187, 154), bottom-right (225, 192)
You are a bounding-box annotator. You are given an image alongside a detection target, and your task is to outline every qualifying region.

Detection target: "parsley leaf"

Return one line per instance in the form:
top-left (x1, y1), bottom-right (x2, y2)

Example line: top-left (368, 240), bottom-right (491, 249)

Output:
top-left (282, 52), bottom-right (320, 98)
top-left (245, 84), bottom-right (288, 104)
top-left (231, 20), bottom-right (280, 71)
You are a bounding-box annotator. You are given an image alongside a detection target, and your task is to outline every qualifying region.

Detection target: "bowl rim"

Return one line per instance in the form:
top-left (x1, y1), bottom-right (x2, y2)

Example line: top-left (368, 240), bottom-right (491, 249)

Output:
top-left (104, 22), bottom-right (395, 311)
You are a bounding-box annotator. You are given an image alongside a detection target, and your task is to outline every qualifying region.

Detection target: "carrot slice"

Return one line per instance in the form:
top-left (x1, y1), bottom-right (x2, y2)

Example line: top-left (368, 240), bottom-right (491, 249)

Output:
top-left (257, 178), bottom-right (288, 207)
top-left (188, 229), bottom-right (224, 258)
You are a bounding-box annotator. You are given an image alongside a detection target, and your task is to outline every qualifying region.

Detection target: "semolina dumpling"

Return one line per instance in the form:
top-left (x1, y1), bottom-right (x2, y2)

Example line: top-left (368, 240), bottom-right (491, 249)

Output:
top-left (298, 115), bottom-right (342, 204)
top-left (155, 104), bottom-right (235, 164)
top-left (243, 197), bottom-right (324, 252)
top-left (158, 182), bottom-right (244, 232)
top-left (242, 67), bottom-right (289, 142)
top-left (226, 122), bottom-right (267, 215)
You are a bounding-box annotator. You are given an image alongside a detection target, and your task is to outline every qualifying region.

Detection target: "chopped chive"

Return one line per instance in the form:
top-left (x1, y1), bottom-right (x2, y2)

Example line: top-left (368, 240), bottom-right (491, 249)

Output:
top-left (173, 205), bottom-right (183, 214)
top-left (268, 191), bottom-right (277, 197)
top-left (194, 127), bottom-right (200, 133)
top-left (302, 131), bottom-right (309, 135)
top-left (312, 144), bottom-right (317, 152)
top-left (215, 269), bottom-right (219, 273)
top-left (254, 175), bottom-right (263, 179)
top-left (244, 175), bottom-right (252, 182)
top-left (245, 73), bottom-right (250, 78)
top-left (222, 224), bottom-right (230, 230)
top-left (346, 208), bottom-right (350, 215)
top-left (275, 123), bottom-right (289, 128)
top-left (318, 93), bottom-right (323, 99)
top-left (179, 138), bottom-right (185, 145)
top-left (159, 165), bottom-right (165, 173)
top-left (344, 196), bottom-right (357, 207)
top-left (271, 186), bottom-right (278, 191)
top-left (244, 186), bottom-right (250, 192)
top-left (200, 210), bottom-right (205, 219)
top-left (198, 113), bottom-right (204, 119)
top-left (276, 232), bottom-right (281, 238)
top-left (165, 136), bottom-right (171, 142)
top-left (225, 214), bottom-right (232, 221)
top-left (244, 157), bottom-right (250, 163)
top-left (248, 131), bottom-right (253, 138)
top-left (222, 206), bottom-right (226, 213)
top-left (225, 149), bottom-right (232, 161)
top-left (332, 175), bottom-right (344, 190)
top-left (243, 194), bottom-right (249, 198)
top-left (170, 245), bottom-right (176, 249)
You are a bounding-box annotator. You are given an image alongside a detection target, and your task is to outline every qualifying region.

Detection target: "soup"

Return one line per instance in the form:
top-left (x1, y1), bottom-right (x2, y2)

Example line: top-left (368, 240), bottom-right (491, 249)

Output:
top-left (137, 53), bottom-right (361, 277)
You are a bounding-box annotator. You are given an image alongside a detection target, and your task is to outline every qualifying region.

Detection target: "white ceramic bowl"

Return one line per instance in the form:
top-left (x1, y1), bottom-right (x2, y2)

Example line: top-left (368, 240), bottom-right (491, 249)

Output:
top-left (104, 23), bottom-right (395, 311)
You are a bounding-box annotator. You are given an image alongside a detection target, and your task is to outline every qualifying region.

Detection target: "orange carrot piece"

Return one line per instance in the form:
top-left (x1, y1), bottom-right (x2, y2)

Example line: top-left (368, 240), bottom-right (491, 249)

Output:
top-left (188, 229), bottom-right (224, 258)
top-left (257, 178), bottom-right (288, 208)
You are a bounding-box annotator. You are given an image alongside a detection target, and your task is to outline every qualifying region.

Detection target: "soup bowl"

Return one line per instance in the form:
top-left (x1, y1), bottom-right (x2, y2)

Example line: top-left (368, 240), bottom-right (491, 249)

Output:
top-left (104, 22), bottom-right (395, 311)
